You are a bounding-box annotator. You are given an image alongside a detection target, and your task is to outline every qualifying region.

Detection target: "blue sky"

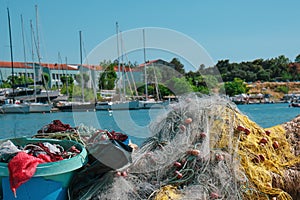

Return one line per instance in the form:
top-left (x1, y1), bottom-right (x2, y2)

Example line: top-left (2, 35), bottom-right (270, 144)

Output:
top-left (1, 0), bottom-right (300, 68)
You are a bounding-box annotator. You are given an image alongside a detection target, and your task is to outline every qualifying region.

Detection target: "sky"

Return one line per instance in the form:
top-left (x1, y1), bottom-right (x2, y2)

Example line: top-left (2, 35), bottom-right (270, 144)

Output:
top-left (1, 0), bottom-right (300, 69)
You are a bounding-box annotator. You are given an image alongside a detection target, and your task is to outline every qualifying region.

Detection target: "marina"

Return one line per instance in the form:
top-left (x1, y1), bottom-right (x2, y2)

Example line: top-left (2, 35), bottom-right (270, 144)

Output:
top-left (1, 102), bottom-right (299, 143)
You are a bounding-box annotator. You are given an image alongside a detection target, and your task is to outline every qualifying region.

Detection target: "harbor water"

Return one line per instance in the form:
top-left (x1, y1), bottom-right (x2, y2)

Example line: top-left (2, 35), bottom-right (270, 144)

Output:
top-left (0, 103), bottom-right (299, 145)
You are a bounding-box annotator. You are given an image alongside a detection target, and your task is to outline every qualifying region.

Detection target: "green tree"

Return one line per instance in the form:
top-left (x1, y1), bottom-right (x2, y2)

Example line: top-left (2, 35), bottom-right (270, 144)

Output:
top-left (170, 58), bottom-right (185, 74)
top-left (275, 85), bottom-right (289, 94)
top-left (224, 78), bottom-right (248, 96)
top-left (60, 83), bottom-right (73, 96)
top-left (295, 54), bottom-right (300, 63)
top-left (83, 73), bottom-right (90, 87)
top-left (99, 64), bottom-right (117, 90)
top-left (42, 73), bottom-right (50, 87)
top-left (74, 73), bottom-right (89, 87)
top-left (257, 69), bottom-right (270, 81)
top-left (60, 76), bottom-right (74, 85)
top-left (7, 75), bottom-right (34, 86)
top-left (166, 77), bottom-right (193, 95)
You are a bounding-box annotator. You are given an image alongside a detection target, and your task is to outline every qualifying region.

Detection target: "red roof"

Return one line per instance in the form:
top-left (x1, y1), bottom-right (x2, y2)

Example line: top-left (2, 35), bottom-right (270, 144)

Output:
top-left (113, 65), bottom-right (141, 72)
top-left (40, 63), bottom-right (78, 71)
top-left (139, 59), bottom-right (159, 67)
top-left (0, 61), bottom-right (32, 69)
top-left (0, 61), bottom-right (102, 71)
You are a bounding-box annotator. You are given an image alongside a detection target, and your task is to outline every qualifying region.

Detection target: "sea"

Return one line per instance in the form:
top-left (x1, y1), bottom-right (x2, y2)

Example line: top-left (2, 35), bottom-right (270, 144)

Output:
top-left (0, 103), bottom-right (299, 146)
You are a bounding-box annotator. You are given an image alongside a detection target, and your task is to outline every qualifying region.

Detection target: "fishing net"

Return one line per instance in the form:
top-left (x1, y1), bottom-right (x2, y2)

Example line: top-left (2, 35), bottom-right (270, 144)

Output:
top-left (31, 94), bottom-right (300, 199)
top-left (71, 93), bottom-right (299, 200)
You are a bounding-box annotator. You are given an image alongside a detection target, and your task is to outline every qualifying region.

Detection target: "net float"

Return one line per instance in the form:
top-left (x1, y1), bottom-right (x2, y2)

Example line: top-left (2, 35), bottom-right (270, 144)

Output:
top-left (200, 132), bottom-right (206, 138)
top-left (188, 149), bottom-right (201, 156)
top-left (265, 130), bottom-right (271, 136)
top-left (260, 137), bottom-right (268, 144)
top-left (215, 153), bottom-right (224, 161)
top-left (184, 118), bottom-right (193, 124)
top-left (121, 171), bottom-right (128, 177)
top-left (273, 141), bottom-right (279, 149)
top-left (237, 125), bottom-right (245, 131)
top-left (175, 170), bottom-right (183, 179)
top-left (116, 171), bottom-right (122, 176)
top-left (258, 154), bottom-right (265, 162)
top-left (179, 124), bottom-right (186, 131)
top-left (244, 128), bottom-right (251, 135)
top-left (252, 156), bottom-right (260, 163)
top-left (173, 161), bottom-right (182, 168)
top-left (210, 192), bottom-right (219, 199)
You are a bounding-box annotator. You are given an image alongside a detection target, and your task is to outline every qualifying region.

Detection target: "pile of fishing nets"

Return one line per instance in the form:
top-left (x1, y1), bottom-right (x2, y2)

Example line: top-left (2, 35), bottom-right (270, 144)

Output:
top-left (69, 93), bottom-right (300, 200)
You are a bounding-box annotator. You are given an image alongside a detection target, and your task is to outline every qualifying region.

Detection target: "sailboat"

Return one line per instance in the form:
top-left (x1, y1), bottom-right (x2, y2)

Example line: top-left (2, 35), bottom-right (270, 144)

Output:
top-left (56, 31), bottom-right (95, 112)
top-left (0, 8), bottom-right (30, 114)
top-left (27, 6), bottom-right (52, 113)
top-left (138, 29), bottom-right (165, 109)
top-left (108, 22), bottom-right (139, 110)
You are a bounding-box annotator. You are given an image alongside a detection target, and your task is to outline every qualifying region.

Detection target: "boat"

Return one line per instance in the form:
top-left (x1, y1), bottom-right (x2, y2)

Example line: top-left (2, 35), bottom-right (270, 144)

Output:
top-left (0, 9), bottom-right (30, 114)
top-left (55, 101), bottom-right (95, 112)
top-left (139, 99), bottom-right (165, 109)
top-left (289, 103), bottom-right (300, 108)
top-left (138, 29), bottom-right (166, 109)
top-left (26, 6), bottom-right (52, 113)
top-left (109, 22), bottom-right (140, 111)
top-left (27, 102), bottom-right (52, 113)
top-left (0, 100), bottom-right (30, 114)
top-left (110, 100), bottom-right (139, 110)
top-left (95, 101), bottom-right (112, 110)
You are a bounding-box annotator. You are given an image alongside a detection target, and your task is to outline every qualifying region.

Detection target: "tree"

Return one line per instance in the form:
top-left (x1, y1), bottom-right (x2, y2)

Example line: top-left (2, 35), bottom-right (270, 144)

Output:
top-left (166, 77), bottom-right (193, 95)
top-left (224, 78), bottom-right (248, 96)
top-left (83, 73), bottom-right (90, 88)
top-left (257, 69), bottom-right (270, 81)
top-left (41, 73), bottom-right (50, 88)
top-left (170, 58), bottom-right (185, 74)
top-left (6, 75), bottom-right (34, 87)
top-left (295, 54), bottom-right (300, 63)
top-left (74, 73), bottom-right (89, 87)
top-left (60, 76), bottom-right (74, 85)
top-left (99, 64), bottom-right (117, 90)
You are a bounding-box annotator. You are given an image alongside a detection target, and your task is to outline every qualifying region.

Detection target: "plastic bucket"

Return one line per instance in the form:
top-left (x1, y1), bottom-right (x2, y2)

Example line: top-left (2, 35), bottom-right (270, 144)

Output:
top-left (0, 137), bottom-right (88, 200)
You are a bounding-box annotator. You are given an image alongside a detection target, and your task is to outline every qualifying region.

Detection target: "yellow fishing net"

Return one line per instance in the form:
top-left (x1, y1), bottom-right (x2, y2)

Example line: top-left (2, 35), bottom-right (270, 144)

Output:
top-left (210, 106), bottom-right (300, 200)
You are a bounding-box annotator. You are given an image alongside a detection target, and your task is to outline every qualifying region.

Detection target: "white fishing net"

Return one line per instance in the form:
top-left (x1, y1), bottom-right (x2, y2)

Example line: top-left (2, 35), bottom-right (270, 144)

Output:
top-left (79, 93), bottom-right (247, 200)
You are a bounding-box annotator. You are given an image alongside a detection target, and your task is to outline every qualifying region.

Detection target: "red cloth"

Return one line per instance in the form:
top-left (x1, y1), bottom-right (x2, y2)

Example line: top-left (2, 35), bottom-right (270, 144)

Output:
top-left (8, 151), bottom-right (46, 197)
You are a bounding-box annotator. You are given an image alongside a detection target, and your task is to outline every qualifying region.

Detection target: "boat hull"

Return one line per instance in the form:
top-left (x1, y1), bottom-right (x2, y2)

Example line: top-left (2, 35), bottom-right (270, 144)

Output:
top-left (110, 100), bottom-right (139, 110)
top-left (29, 103), bottom-right (52, 113)
top-left (56, 102), bottom-right (95, 112)
top-left (0, 104), bottom-right (30, 114)
top-left (95, 102), bottom-right (111, 110)
top-left (290, 103), bottom-right (300, 108)
top-left (139, 101), bottom-right (166, 109)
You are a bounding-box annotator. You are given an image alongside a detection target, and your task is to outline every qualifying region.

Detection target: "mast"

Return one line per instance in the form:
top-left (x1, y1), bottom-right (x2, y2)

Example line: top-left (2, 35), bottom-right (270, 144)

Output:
top-left (116, 22), bottom-right (121, 101)
top-left (143, 29), bottom-right (148, 101)
top-left (7, 8), bottom-right (15, 103)
top-left (30, 20), bottom-right (37, 102)
top-left (57, 52), bottom-right (62, 90)
top-left (21, 15), bottom-right (28, 88)
top-left (35, 5), bottom-right (40, 60)
top-left (65, 57), bottom-right (69, 97)
top-left (35, 5), bottom-right (50, 103)
top-left (120, 31), bottom-right (126, 99)
top-left (79, 30), bottom-right (84, 102)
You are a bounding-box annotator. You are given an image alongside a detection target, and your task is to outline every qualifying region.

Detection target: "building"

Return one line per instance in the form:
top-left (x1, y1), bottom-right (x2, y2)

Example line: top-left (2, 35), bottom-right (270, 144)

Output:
top-left (0, 61), bottom-right (103, 89)
top-left (0, 59), bottom-right (174, 95)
